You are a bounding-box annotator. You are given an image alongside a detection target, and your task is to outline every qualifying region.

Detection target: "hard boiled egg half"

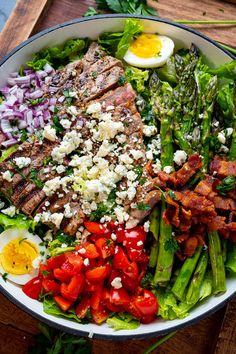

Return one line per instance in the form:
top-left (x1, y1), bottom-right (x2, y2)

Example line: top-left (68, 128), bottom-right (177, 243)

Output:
top-left (123, 33), bottom-right (174, 68)
top-left (0, 228), bottom-right (46, 285)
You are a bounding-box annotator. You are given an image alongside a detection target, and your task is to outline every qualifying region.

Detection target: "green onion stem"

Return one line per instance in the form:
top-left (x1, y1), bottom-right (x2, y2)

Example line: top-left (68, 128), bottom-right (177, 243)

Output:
top-left (218, 43), bottom-right (236, 55)
top-left (143, 331), bottom-right (177, 354)
top-left (176, 20), bottom-right (236, 24)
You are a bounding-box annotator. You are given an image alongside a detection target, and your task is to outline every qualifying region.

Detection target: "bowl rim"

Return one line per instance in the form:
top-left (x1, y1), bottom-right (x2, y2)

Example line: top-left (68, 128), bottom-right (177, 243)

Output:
top-left (0, 13), bottom-right (235, 340)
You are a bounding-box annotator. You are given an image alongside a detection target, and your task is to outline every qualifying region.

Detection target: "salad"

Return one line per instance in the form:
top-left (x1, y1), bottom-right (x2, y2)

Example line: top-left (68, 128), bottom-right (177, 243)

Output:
top-left (0, 19), bottom-right (235, 331)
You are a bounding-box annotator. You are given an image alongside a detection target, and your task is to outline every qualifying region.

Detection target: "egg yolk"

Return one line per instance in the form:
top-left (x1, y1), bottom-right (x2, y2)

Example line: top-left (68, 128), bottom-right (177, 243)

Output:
top-left (0, 237), bottom-right (38, 275)
top-left (130, 34), bottom-right (162, 58)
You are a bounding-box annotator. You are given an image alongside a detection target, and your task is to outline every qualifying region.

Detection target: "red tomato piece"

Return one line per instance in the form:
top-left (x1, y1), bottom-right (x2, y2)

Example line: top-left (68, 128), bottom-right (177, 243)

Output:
top-left (54, 295), bottom-right (74, 311)
top-left (76, 297), bottom-right (91, 319)
top-left (123, 226), bottom-right (145, 249)
top-left (84, 221), bottom-right (109, 235)
top-left (47, 254), bottom-right (66, 270)
top-left (65, 252), bottom-right (83, 271)
top-left (91, 306), bottom-right (110, 324)
top-left (123, 261), bottom-right (139, 280)
top-left (141, 314), bottom-right (156, 324)
top-left (95, 238), bottom-right (115, 259)
top-left (90, 283), bottom-right (103, 310)
top-left (61, 260), bottom-right (78, 277)
top-left (75, 242), bottom-right (99, 259)
top-left (102, 288), bottom-right (123, 313)
top-left (113, 247), bottom-right (130, 270)
top-left (116, 225), bottom-right (125, 243)
top-left (131, 289), bottom-right (158, 317)
top-left (38, 264), bottom-right (53, 279)
top-left (126, 248), bottom-right (143, 262)
top-left (120, 273), bottom-right (139, 292)
top-left (85, 266), bottom-right (108, 283)
top-left (53, 268), bottom-right (72, 283)
top-left (110, 288), bottom-right (130, 306)
top-left (42, 279), bottom-right (60, 296)
top-left (22, 276), bottom-right (42, 300)
top-left (60, 274), bottom-right (85, 302)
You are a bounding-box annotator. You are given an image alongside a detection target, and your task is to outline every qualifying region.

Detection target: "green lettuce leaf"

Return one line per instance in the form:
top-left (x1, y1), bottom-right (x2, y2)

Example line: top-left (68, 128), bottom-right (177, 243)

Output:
top-left (0, 213), bottom-right (36, 231)
top-left (0, 145), bottom-right (19, 163)
top-left (125, 66), bottom-right (149, 93)
top-left (226, 243), bottom-right (236, 274)
top-left (43, 297), bottom-right (81, 322)
top-left (116, 19), bottom-right (143, 59)
top-left (106, 313), bottom-right (139, 331)
top-left (156, 57), bottom-right (178, 84)
top-left (209, 60), bottom-right (236, 80)
top-left (199, 271), bottom-right (213, 301)
top-left (27, 38), bottom-right (88, 70)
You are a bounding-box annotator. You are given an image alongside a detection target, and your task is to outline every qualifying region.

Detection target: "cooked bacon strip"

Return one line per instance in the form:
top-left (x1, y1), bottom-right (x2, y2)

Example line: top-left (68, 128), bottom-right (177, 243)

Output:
top-left (208, 216), bottom-right (226, 232)
top-left (172, 154), bottom-right (202, 187)
top-left (194, 176), bottom-right (217, 197)
top-left (210, 157), bottom-right (236, 178)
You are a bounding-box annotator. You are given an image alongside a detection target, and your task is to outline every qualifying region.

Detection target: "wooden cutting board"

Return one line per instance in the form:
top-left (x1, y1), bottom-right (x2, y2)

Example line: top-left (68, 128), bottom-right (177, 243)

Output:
top-left (0, 1), bottom-right (235, 353)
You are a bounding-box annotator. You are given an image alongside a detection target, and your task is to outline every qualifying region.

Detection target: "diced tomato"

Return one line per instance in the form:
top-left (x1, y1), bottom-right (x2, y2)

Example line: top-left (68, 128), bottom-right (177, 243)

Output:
top-left (102, 288), bottom-right (123, 312)
top-left (123, 226), bottom-right (145, 249)
top-left (65, 252), bottom-right (83, 271)
top-left (61, 260), bottom-right (78, 277)
top-left (141, 314), bottom-right (156, 324)
top-left (113, 247), bottom-right (130, 270)
top-left (75, 242), bottom-right (99, 259)
top-left (47, 254), bottom-right (66, 270)
top-left (116, 225), bottom-right (125, 243)
top-left (85, 266), bottom-right (108, 283)
top-left (22, 276), bottom-right (42, 300)
top-left (110, 288), bottom-right (130, 306)
top-left (90, 283), bottom-right (103, 310)
top-left (120, 273), bottom-right (139, 292)
top-left (84, 280), bottom-right (100, 293)
top-left (91, 306), bottom-right (110, 324)
top-left (108, 269), bottom-right (121, 286)
top-left (76, 297), bottom-right (91, 319)
top-left (84, 221), bottom-right (109, 235)
top-left (60, 274), bottom-right (85, 302)
top-left (42, 279), bottom-right (60, 296)
top-left (53, 268), bottom-right (72, 283)
top-left (131, 289), bottom-right (158, 317)
top-left (38, 264), bottom-right (53, 279)
top-left (54, 295), bottom-right (74, 311)
top-left (124, 301), bottom-right (142, 320)
top-left (126, 248), bottom-right (142, 262)
top-left (95, 238), bottom-right (115, 259)
top-left (123, 261), bottom-right (139, 280)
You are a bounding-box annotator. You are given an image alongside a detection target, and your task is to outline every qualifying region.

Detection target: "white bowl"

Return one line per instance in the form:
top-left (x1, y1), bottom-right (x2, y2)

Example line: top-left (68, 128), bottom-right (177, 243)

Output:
top-left (0, 14), bottom-right (235, 340)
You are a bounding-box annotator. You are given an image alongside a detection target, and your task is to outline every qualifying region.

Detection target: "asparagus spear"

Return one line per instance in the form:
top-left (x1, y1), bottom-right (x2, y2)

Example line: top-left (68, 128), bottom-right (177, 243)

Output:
top-left (199, 270), bottom-right (213, 301)
top-left (225, 241), bottom-right (236, 274)
top-left (150, 72), bottom-right (175, 285)
top-left (186, 250), bottom-right (208, 304)
top-left (149, 207), bottom-right (160, 268)
top-left (172, 247), bottom-right (202, 301)
top-left (200, 75), bottom-right (218, 172)
top-left (208, 231), bottom-right (226, 295)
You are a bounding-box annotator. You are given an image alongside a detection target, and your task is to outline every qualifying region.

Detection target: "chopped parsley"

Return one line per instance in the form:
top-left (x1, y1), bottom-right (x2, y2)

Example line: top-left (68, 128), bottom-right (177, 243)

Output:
top-left (91, 71), bottom-right (98, 79)
top-left (52, 116), bottom-right (64, 134)
top-left (134, 165), bottom-right (143, 179)
top-left (167, 190), bottom-right (177, 200)
top-left (65, 167), bottom-right (74, 176)
top-left (164, 237), bottom-right (179, 253)
top-left (137, 202), bottom-right (151, 211)
top-left (43, 156), bottom-right (52, 166)
top-left (2, 273), bottom-right (8, 282)
top-left (118, 75), bottom-right (127, 86)
top-left (20, 129), bottom-right (28, 142)
top-left (26, 97), bottom-right (44, 106)
top-left (105, 239), bottom-right (111, 246)
top-left (29, 168), bottom-right (44, 188)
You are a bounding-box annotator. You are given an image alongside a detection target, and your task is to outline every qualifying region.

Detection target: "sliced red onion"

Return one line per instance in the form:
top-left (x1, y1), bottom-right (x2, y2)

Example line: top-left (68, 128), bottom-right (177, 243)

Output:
top-left (2, 110), bottom-right (14, 118)
top-left (0, 86), bottom-right (10, 95)
top-left (1, 138), bottom-right (18, 147)
top-left (18, 120), bottom-right (27, 129)
top-left (14, 75), bottom-right (31, 85)
top-left (44, 63), bottom-right (54, 74)
top-left (45, 76), bottom-right (51, 85)
top-left (48, 86), bottom-right (59, 93)
top-left (1, 119), bottom-right (13, 133)
top-left (36, 70), bottom-right (47, 79)
top-left (48, 105), bottom-right (55, 112)
top-left (28, 89), bottom-right (44, 99)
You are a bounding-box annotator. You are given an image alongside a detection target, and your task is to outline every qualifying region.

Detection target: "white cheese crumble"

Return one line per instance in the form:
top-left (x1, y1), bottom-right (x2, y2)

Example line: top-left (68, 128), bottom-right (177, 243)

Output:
top-left (44, 125), bottom-right (57, 142)
top-left (50, 213), bottom-right (64, 229)
top-left (60, 119), bottom-right (72, 129)
top-left (83, 258), bottom-right (90, 266)
top-left (111, 277), bottom-right (122, 289)
top-left (1, 205), bottom-right (16, 217)
top-left (173, 150), bottom-right (187, 166)
top-left (144, 221), bottom-right (150, 233)
top-left (152, 159), bottom-right (162, 173)
top-left (217, 131), bottom-right (226, 144)
top-left (163, 165), bottom-right (174, 174)
top-left (61, 243), bottom-right (68, 248)
top-left (43, 176), bottom-right (61, 196)
top-left (143, 125), bottom-right (157, 137)
top-left (56, 165), bottom-right (66, 174)
top-left (51, 130), bottom-right (82, 163)
top-left (78, 248), bottom-right (86, 254)
top-left (14, 157), bottom-right (31, 169)
top-left (137, 240), bottom-right (143, 246)
top-left (226, 128), bottom-right (233, 137)
top-left (2, 171), bottom-right (12, 182)
top-left (86, 102), bottom-right (101, 116)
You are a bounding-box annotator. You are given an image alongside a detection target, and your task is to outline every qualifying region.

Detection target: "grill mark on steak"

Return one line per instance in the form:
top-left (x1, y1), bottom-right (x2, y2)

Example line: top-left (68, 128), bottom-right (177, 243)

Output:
top-left (21, 190), bottom-right (47, 216)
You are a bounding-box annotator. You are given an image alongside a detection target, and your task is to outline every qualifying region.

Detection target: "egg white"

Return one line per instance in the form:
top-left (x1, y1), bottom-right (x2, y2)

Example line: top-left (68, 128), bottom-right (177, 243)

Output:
top-left (123, 35), bottom-right (175, 68)
top-left (0, 228), bottom-right (46, 285)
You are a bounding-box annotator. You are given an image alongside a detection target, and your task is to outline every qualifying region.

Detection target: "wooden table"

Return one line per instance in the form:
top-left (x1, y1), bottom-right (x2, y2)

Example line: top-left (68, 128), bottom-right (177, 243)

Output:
top-left (0, 1), bottom-right (236, 353)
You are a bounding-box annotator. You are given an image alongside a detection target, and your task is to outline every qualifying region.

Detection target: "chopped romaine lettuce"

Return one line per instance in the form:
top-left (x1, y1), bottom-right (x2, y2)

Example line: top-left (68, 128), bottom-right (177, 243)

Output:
top-left (226, 243), bottom-right (236, 274)
top-left (0, 145), bottom-right (19, 163)
top-left (0, 213), bottom-right (36, 231)
top-left (43, 297), bottom-right (81, 322)
top-left (106, 313), bottom-right (139, 331)
top-left (125, 66), bottom-right (149, 93)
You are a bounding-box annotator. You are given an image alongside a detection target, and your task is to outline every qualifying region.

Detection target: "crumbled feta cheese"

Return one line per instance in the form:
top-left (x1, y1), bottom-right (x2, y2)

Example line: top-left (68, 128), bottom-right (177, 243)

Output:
top-left (119, 153), bottom-right (133, 165)
top-left (56, 165), bottom-right (66, 174)
top-left (173, 150), bottom-right (187, 166)
top-left (84, 139), bottom-right (93, 152)
top-left (127, 170), bottom-right (137, 181)
top-left (163, 165), bottom-right (173, 174)
top-left (226, 128), bottom-right (233, 137)
top-left (111, 277), bottom-right (122, 289)
top-left (78, 248), bottom-right (86, 254)
top-left (52, 130), bottom-right (82, 163)
top-left (88, 330), bottom-right (94, 339)
top-left (192, 127), bottom-right (200, 141)
top-left (45, 201), bottom-right (50, 207)
top-left (111, 233), bottom-right (117, 241)
top-left (60, 119), bottom-right (72, 129)
top-left (61, 243), bottom-right (68, 248)
top-left (43, 176), bottom-right (61, 196)
top-left (86, 102), bottom-right (101, 116)
top-left (137, 240), bottom-right (143, 246)
top-left (130, 149), bottom-right (144, 160)
top-left (218, 131), bottom-right (226, 144)
top-left (14, 157), bottom-right (31, 169)
top-left (2, 171), bottom-right (12, 182)
top-left (116, 134), bottom-right (126, 144)
top-left (219, 145), bottom-right (229, 153)
top-left (43, 230), bottom-right (53, 242)
top-left (64, 203), bottom-right (73, 218)
top-left (143, 125), bottom-right (157, 137)
top-left (152, 159), bottom-right (162, 173)
top-left (67, 105), bottom-right (78, 116)
top-left (1, 206), bottom-right (16, 217)
top-left (83, 258), bottom-right (90, 266)
top-left (50, 213), bottom-right (64, 229)
top-left (144, 221), bottom-right (150, 233)
top-left (32, 256), bottom-right (42, 269)
top-left (98, 119), bottom-right (124, 140)
top-left (146, 150), bottom-right (153, 160)
top-left (44, 125), bottom-right (57, 142)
